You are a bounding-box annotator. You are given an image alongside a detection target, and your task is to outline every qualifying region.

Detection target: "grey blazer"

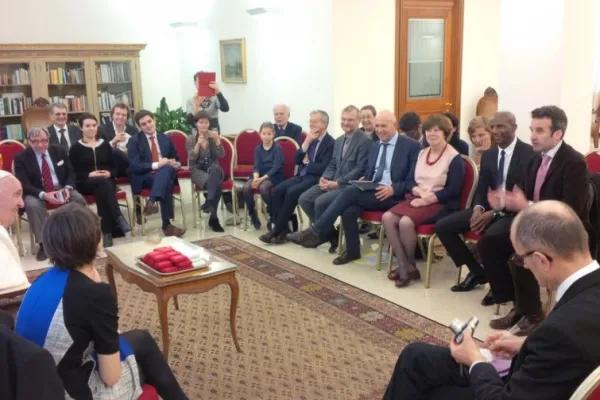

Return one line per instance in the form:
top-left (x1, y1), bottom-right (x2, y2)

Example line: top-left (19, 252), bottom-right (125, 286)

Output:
top-left (322, 129), bottom-right (371, 186)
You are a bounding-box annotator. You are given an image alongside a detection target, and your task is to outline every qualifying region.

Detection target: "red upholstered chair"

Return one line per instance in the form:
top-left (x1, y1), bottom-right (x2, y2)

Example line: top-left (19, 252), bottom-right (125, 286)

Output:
top-left (586, 152), bottom-right (600, 173)
top-left (2, 140), bottom-right (27, 255)
top-left (165, 130), bottom-right (191, 179)
top-left (138, 384), bottom-right (159, 400)
top-left (570, 366), bottom-right (600, 400)
top-left (191, 136), bottom-right (237, 228)
top-left (233, 129), bottom-right (261, 180)
top-left (359, 210), bottom-right (387, 271)
top-left (83, 189), bottom-right (135, 237)
top-left (300, 131), bottom-right (307, 145)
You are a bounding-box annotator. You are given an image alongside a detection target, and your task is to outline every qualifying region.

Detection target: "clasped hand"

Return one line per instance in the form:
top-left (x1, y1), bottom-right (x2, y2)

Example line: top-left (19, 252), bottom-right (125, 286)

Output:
top-left (89, 170), bottom-right (111, 178)
top-left (319, 178), bottom-right (339, 191)
top-left (450, 329), bottom-right (524, 367)
top-left (158, 158), bottom-right (180, 169)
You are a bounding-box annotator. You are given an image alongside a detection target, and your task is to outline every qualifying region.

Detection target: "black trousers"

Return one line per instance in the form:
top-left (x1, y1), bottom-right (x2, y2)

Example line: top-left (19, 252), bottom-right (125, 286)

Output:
top-left (270, 176), bottom-right (318, 233)
top-left (0, 310), bottom-right (14, 330)
top-left (121, 329), bottom-right (188, 400)
top-left (112, 148), bottom-right (130, 179)
top-left (509, 260), bottom-right (543, 316)
top-left (435, 209), bottom-right (485, 277)
top-left (476, 216), bottom-right (515, 304)
top-left (383, 342), bottom-right (473, 399)
top-left (77, 177), bottom-right (122, 234)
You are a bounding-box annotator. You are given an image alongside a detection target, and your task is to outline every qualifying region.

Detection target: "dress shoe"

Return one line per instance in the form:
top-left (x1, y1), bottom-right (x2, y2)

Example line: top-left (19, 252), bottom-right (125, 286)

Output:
top-left (388, 268), bottom-right (421, 281)
top-left (35, 245), bottom-right (47, 262)
top-left (450, 272), bottom-right (488, 292)
top-left (163, 224), bottom-right (185, 238)
top-left (289, 229), bottom-right (326, 248)
top-left (143, 200), bottom-right (159, 216)
top-left (116, 215), bottom-right (131, 234)
top-left (359, 223), bottom-right (371, 235)
top-left (513, 314), bottom-right (544, 336)
top-left (271, 229), bottom-right (290, 245)
top-left (395, 271), bottom-right (421, 287)
top-left (333, 251), bottom-right (361, 265)
top-left (208, 217), bottom-right (225, 232)
top-left (103, 233), bottom-right (113, 248)
top-left (480, 290), bottom-right (496, 306)
top-left (259, 231), bottom-right (277, 244)
top-left (489, 308), bottom-right (520, 330)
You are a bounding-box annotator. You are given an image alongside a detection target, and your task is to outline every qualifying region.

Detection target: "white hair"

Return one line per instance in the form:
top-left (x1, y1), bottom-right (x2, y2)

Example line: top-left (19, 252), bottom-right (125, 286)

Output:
top-left (273, 104), bottom-right (290, 116)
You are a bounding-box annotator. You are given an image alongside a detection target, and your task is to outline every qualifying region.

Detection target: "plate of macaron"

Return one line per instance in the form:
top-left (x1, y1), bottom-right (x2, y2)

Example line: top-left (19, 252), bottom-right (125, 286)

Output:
top-left (136, 246), bottom-right (210, 276)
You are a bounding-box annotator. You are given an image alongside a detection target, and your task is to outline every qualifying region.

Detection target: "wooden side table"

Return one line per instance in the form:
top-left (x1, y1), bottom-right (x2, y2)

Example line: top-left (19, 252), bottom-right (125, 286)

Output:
top-left (105, 237), bottom-right (241, 360)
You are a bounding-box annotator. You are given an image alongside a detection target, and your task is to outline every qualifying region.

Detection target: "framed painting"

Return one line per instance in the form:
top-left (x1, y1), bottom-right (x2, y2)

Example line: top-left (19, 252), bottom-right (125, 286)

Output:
top-left (219, 38), bottom-right (247, 83)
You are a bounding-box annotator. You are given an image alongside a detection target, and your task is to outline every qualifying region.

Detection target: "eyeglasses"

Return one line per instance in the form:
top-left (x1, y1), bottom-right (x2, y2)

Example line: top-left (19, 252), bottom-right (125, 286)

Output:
top-left (510, 250), bottom-right (553, 267)
top-left (30, 139), bottom-right (49, 145)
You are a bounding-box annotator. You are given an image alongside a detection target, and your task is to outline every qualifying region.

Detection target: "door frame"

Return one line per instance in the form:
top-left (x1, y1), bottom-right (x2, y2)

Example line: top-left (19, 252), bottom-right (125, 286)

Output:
top-left (394, 0), bottom-right (465, 118)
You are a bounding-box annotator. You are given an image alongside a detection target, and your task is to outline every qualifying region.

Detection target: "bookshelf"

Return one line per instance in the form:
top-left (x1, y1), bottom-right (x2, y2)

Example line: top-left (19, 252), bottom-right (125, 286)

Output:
top-left (0, 44), bottom-right (145, 133)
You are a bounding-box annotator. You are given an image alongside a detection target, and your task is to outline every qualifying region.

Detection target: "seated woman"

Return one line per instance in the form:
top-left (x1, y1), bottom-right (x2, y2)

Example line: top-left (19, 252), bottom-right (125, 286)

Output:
top-left (384, 114), bottom-right (465, 287)
top-left (242, 122), bottom-right (284, 230)
top-left (15, 204), bottom-right (188, 400)
top-left (69, 113), bottom-right (130, 248)
top-left (187, 110), bottom-right (225, 232)
top-left (467, 115), bottom-right (493, 166)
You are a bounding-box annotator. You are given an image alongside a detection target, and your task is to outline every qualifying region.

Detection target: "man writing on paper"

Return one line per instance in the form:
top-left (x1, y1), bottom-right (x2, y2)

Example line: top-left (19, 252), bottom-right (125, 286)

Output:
top-left (0, 171), bottom-right (30, 329)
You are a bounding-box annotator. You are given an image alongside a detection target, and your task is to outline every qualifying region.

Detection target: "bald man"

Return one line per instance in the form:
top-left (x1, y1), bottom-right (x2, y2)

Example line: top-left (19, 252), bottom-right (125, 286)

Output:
top-left (435, 112), bottom-right (534, 304)
top-left (291, 110), bottom-right (421, 264)
top-left (273, 104), bottom-right (303, 144)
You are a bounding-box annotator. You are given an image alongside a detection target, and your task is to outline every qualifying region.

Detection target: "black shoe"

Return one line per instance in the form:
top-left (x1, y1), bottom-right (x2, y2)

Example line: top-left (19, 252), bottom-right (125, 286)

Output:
top-left (103, 233), bottom-right (113, 248)
top-left (35, 245), bottom-right (47, 262)
top-left (481, 290), bottom-right (496, 306)
top-left (272, 229), bottom-right (290, 245)
top-left (209, 218), bottom-right (225, 233)
top-left (450, 272), bottom-right (488, 292)
top-left (289, 228), bottom-right (326, 248)
top-left (259, 231), bottom-right (277, 244)
top-left (116, 215), bottom-right (131, 234)
top-left (328, 228), bottom-right (339, 254)
top-left (333, 251), bottom-right (361, 265)
top-left (359, 223), bottom-right (371, 235)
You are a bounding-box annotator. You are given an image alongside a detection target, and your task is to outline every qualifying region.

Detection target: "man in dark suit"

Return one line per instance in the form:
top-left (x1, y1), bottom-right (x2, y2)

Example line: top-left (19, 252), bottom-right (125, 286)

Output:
top-left (273, 104), bottom-right (303, 144)
top-left (128, 110), bottom-right (185, 237)
top-left (290, 105), bottom-right (371, 252)
top-left (291, 110), bottom-right (421, 264)
top-left (259, 110), bottom-right (335, 245)
top-left (99, 102), bottom-right (138, 179)
top-left (14, 127), bottom-right (86, 261)
top-left (46, 103), bottom-right (82, 150)
top-left (435, 112), bottom-right (534, 306)
top-left (487, 105), bottom-right (590, 333)
top-left (383, 201), bottom-right (600, 400)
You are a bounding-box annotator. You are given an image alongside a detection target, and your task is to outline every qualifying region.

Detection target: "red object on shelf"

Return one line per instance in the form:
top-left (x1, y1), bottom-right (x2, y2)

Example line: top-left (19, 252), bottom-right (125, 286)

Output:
top-left (197, 72), bottom-right (216, 96)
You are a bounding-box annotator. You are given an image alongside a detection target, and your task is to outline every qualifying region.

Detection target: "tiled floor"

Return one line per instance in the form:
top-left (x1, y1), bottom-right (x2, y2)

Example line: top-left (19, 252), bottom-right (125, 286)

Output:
top-left (16, 183), bottom-right (505, 340)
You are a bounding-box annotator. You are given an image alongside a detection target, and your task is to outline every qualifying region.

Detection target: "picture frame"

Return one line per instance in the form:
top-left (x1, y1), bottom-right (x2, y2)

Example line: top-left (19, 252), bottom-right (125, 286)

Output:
top-left (219, 38), bottom-right (247, 84)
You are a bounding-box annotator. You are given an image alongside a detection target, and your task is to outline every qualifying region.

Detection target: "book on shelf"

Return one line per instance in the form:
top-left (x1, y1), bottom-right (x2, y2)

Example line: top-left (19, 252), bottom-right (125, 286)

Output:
top-left (50, 95), bottom-right (87, 112)
top-left (0, 68), bottom-right (30, 85)
top-left (47, 67), bottom-right (85, 85)
top-left (98, 90), bottom-right (132, 111)
top-left (96, 63), bottom-right (131, 84)
top-left (0, 124), bottom-right (24, 141)
top-left (0, 93), bottom-right (32, 116)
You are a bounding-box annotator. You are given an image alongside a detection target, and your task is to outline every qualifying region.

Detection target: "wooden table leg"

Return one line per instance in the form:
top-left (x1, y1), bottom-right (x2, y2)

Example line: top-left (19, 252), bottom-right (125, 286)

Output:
top-left (157, 293), bottom-right (171, 360)
top-left (106, 262), bottom-right (117, 299)
top-left (228, 275), bottom-right (242, 352)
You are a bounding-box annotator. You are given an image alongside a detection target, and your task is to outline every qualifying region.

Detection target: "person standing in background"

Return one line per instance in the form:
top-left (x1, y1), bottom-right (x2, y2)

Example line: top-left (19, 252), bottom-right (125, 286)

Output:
top-left (186, 71), bottom-right (230, 133)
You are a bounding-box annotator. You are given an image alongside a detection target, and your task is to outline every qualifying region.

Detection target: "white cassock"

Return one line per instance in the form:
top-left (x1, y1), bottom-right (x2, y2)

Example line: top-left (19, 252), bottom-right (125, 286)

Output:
top-left (0, 225), bottom-right (30, 295)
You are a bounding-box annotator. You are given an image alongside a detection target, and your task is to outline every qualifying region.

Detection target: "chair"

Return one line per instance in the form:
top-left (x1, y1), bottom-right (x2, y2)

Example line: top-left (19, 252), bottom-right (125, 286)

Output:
top-left (359, 211), bottom-right (387, 271)
top-left (135, 184), bottom-right (186, 236)
top-left (191, 136), bottom-right (237, 228)
top-left (21, 106), bottom-right (52, 136)
top-left (233, 129), bottom-right (261, 180)
top-left (165, 130), bottom-right (191, 179)
top-left (569, 366), bottom-right (600, 400)
top-left (138, 384), bottom-right (160, 400)
top-left (586, 152), bottom-right (600, 173)
top-left (82, 189), bottom-right (135, 237)
top-left (1, 140), bottom-right (26, 255)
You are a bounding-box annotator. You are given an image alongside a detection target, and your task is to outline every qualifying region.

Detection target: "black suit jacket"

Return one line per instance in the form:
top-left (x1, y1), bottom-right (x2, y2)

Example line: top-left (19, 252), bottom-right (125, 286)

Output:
top-left (294, 133), bottom-right (335, 178)
top-left (14, 145), bottom-right (76, 199)
top-left (47, 125), bottom-right (82, 149)
top-left (0, 325), bottom-right (64, 400)
top-left (275, 122), bottom-right (303, 145)
top-left (98, 123), bottom-right (138, 142)
top-left (469, 267), bottom-right (600, 399)
top-left (473, 139), bottom-right (535, 210)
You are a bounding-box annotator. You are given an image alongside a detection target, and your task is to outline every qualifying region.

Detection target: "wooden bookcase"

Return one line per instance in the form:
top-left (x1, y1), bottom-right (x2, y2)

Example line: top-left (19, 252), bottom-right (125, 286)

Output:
top-left (0, 44), bottom-right (146, 140)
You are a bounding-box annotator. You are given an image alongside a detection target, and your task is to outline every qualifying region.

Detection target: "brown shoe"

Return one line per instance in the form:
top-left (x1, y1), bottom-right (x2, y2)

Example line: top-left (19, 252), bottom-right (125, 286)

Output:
top-left (489, 308), bottom-right (520, 330)
top-left (514, 314), bottom-right (544, 336)
top-left (389, 268), bottom-right (420, 281)
top-left (143, 200), bottom-right (159, 216)
top-left (162, 224), bottom-right (185, 238)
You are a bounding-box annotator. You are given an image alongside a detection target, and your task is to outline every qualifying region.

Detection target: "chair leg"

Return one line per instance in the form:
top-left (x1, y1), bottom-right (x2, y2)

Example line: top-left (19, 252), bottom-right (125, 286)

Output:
top-left (179, 194), bottom-right (186, 230)
top-left (297, 207), bottom-right (304, 229)
top-left (424, 234), bottom-right (436, 289)
top-left (494, 304), bottom-right (501, 316)
top-left (387, 244), bottom-right (394, 273)
top-left (125, 196), bottom-right (135, 237)
top-left (232, 187), bottom-right (238, 224)
top-left (376, 224), bottom-right (385, 271)
top-left (191, 183), bottom-right (197, 229)
top-left (138, 196), bottom-right (146, 236)
top-left (338, 222), bottom-right (344, 255)
top-left (174, 295), bottom-right (180, 311)
top-left (14, 216), bottom-right (24, 257)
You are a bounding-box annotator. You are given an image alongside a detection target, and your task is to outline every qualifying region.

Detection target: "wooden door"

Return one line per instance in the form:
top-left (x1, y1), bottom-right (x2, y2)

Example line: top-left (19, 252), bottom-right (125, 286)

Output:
top-left (395, 0), bottom-right (464, 119)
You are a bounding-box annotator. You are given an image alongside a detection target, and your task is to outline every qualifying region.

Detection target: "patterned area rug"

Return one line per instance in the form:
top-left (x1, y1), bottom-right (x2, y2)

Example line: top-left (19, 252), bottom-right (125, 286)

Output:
top-left (7, 236), bottom-right (453, 399)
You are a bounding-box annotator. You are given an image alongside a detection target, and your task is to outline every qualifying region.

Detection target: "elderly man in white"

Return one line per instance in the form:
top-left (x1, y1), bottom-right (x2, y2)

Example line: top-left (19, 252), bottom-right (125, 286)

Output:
top-left (0, 170), bottom-right (30, 328)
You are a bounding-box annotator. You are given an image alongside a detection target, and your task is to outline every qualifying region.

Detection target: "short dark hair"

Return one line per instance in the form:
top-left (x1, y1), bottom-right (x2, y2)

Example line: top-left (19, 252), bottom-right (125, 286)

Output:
top-left (193, 71), bottom-right (203, 82)
top-left (111, 102), bottom-right (131, 118)
top-left (134, 109), bottom-right (154, 125)
top-left (42, 203), bottom-right (102, 271)
top-left (422, 114), bottom-right (453, 139)
top-left (259, 121), bottom-right (275, 133)
top-left (443, 112), bottom-right (460, 132)
top-left (193, 110), bottom-right (211, 123)
top-left (360, 105), bottom-right (377, 117)
top-left (531, 105), bottom-right (568, 137)
top-left (399, 111), bottom-right (421, 132)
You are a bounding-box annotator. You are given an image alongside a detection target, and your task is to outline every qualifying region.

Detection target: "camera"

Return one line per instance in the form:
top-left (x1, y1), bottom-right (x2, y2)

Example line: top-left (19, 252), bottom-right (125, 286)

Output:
top-left (449, 316), bottom-right (479, 344)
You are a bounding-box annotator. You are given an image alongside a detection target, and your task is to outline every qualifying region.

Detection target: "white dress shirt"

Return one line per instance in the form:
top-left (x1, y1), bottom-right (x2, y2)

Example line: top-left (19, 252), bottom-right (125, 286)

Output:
top-left (543, 140), bottom-right (563, 168)
top-left (145, 132), bottom-right (162, 170)
top-left (54, 124), bottom-right (72, 148)
top-left (555, 260), bottom-right (600, 304)
top-left (498, 137), bottom-right (517, 191)
top-left (113, 122), bottom-right (131, 152)
top-left (0, 225), bottom-right (30, 294)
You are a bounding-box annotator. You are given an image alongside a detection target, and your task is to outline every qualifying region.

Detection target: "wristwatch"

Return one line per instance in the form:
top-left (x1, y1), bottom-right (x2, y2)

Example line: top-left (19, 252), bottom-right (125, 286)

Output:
top-left (492, 210), bottom-right (501, 220)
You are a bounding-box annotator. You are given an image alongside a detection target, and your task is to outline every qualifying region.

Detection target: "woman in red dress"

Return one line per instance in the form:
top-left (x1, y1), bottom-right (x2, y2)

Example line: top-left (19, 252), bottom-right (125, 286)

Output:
top-left (383, 115), bottom-right (465, 287)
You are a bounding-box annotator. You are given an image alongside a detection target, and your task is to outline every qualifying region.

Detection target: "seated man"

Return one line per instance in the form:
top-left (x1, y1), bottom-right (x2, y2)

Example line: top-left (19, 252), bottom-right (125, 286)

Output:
top-left (99, 102), bottom-right (138, 179)
top-left (128, 110), bottom-right (185, 237)
top-left (290, 105), bottom-right (371, 252)
top-left (383, 201), bottom-right (600, 400)
top-left (46, 102), bottom-right (82, 150)
top-left (259, 110), bottom-right (335, 244)
top-left (292, 110), bottom-right (420, 265)
top-left (273, 104), bottom-right (303, 145)
top-left (14, 127), bottom-right (86, 261)
top-left (435, 112), bottom-right (533, 306)
top-left (487, 105), bottom-right (590, 333)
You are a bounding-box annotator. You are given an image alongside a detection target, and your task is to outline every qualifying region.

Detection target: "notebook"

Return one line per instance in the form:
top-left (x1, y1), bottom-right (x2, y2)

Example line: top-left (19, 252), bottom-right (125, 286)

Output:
top-left (480, 348), bottom-right (512, 377)
top-left (350, 180), bottom-right (380, 191)
top-left (197, 72), bottom-right (216, 96)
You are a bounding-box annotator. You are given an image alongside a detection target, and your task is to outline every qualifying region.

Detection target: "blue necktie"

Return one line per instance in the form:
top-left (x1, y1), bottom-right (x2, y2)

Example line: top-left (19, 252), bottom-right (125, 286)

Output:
top-left (300, 141), bottom-right (318, 176)
top-left (372, 143), bottom-right (388, 183)
top-left (496, 150), bottom-right (506, 189)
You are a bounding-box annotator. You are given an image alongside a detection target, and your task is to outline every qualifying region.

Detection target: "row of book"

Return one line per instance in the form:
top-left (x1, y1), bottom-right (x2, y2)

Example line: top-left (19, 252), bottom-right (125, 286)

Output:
top-left (0, 94), bottom-right (33, 116)
top-left (0, 124), bottom-right (24, 141)
top-left (96, 63), bottom-right (131, 84)
top-left (0, 68), bottom-right (30, 86)
top-left (47, 67), bottom-right (85, 85)
top-left (98, 90), bottom-right (132, 111)
top-left (50, 95), bottom-right (87, 112)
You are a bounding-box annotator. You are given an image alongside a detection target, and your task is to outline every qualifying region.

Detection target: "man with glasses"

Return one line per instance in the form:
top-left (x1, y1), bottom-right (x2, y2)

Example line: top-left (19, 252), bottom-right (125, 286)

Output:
top-left (47, 103), bottom-right (82, 150)
top-left (14, 127), bottom-right (85, 261)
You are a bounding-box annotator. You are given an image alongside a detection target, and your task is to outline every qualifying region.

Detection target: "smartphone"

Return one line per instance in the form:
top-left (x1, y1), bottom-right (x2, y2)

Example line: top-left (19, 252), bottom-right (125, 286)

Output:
top-left (55, 190), bottom-right (65, 203)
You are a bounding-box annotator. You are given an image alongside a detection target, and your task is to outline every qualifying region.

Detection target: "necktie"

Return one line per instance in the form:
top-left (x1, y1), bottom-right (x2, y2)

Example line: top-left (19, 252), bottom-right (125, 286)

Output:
top-left (41, 154), bottom-right (54, 193)
top-left (150, 135), bottom-right (159, 163)
top-left (58, 128), bottom-right (66, 146)
top-left (300, 141), bottom-right (318, 177)
top-left (496, 150), bottom-right (506, 189)
top-left (373, 143), bottom-right (388, 183)
top-left (533, 154), bottom-right (551, 202)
